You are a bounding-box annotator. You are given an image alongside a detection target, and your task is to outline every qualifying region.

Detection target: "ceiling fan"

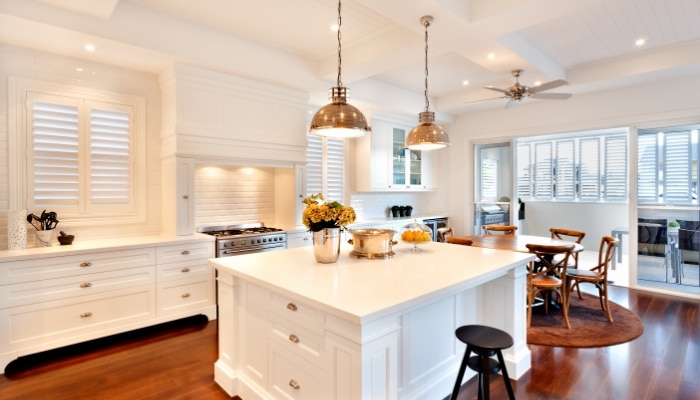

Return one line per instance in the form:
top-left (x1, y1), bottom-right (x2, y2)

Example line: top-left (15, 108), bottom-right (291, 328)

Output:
top-left (476, 69), bottom-right (572, 109)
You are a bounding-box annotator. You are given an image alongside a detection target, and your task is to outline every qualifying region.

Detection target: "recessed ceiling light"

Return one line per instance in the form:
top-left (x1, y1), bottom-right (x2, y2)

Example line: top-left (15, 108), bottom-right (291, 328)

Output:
top-left (462, 80), bottom-right (469, 86)
top-left (533, 81), bottom-right (542, 86)
top-left (487, 53), bottom-right (495, 60)
top-left (85, 43), bottom-right (95, 52)
top-left (75, 67), bottom-right (83, 72)
top-left (635, 38), bottom-right (646, 47)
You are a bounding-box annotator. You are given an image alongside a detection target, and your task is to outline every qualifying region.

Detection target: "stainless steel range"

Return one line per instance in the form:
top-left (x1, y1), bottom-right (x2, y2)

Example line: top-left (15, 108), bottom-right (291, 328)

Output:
top-left (198, 223), bottom-right (287, 257)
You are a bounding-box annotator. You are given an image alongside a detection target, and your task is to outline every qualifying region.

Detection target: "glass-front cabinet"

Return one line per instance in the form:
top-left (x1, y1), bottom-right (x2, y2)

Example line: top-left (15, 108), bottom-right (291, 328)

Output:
top-left (391, 127), bottom-right (423, 187)
top-left (355, 117), bottom-right (436, 191)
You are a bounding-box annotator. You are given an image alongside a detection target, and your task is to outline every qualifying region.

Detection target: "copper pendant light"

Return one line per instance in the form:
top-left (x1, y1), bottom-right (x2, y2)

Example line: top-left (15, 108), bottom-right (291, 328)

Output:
top-left (309, 0), bottom-right (371, 138)
top-left (405, 16), bottom-right (449, 150)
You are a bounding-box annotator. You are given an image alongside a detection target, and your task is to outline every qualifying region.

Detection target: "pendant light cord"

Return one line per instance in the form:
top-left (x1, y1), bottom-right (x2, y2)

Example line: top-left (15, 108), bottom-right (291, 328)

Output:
top-left (423, 18), bottom-right (430, 112)
top-left (336, 0), bottom-right (343, 88)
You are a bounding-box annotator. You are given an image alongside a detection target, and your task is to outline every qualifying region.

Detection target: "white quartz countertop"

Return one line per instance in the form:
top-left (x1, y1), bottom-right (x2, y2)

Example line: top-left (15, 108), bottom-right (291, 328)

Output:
top-left (0, 234), bottom-right (214, 262)
top-left (211, 241), bottom-right (534, 324)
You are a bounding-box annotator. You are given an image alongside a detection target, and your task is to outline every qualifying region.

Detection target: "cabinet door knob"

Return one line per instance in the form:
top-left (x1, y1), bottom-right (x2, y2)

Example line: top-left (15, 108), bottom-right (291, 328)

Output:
top-left (181, 267), bottom-right (190, 273)
top-left (286, 303), bottom-right (297, 311)
top-left (288, 379), bottom-right (300, 390)
top-left (181, 250), bottom-right (190, 255)
top-left (80, 262), bottom-right (92, 267)
top-left (181, 293), bottom-right (191, 298)
top-left (80, 282), bottom-right (92, 288)
top-left (288, 334), bottom-right (300, 343)
top-left (80, 312), bottom-right (93, 318)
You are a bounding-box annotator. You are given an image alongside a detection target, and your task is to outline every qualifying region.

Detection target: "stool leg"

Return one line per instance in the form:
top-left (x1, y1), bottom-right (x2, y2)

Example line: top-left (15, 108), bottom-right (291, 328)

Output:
top-left (450, 345), bottom-right (472, 400)
top-left (495, 350), bottom-right (516, 400)
top-left (479, 354), bottom-right (490, 400)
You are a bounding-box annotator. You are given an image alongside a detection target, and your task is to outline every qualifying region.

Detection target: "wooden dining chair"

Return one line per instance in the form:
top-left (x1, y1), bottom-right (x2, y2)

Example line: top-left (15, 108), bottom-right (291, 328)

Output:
top-left (437, 226), bottom-right (454, 242)
top-left (482, 225), bottom-right (518, 235)
top-left (549, 227), bottom-right (586, 269)
top-left (446, 237), bottom-right (473, 246)
top-left (525, 243), bottom-right (575, 329)
top-left (565, 236), bottom-right (618, 323)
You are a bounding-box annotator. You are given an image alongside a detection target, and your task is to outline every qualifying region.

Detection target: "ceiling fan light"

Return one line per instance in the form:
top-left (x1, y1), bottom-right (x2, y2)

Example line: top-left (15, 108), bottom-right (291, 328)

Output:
top-left (405, 111), bottom-right (450, 150)
top-left (309, 87), bottom-right (371, 138)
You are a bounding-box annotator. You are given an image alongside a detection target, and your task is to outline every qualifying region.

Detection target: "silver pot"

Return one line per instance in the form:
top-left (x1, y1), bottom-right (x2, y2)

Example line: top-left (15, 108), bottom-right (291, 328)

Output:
top-left (348, 228), bottom-right (397, 259)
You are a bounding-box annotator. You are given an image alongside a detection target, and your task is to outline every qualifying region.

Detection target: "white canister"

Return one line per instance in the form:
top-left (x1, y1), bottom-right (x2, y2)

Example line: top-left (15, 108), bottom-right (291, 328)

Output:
top-left (36, 230), bottom-right (54, 247)
top-left (7, 209), bottom-right (28, 250)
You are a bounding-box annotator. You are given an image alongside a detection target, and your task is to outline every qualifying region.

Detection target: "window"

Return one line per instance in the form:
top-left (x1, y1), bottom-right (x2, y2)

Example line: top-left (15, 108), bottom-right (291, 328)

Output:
top-left (516, 128), bottom-right (628, 202)
top-left (638, 124), bottom-right (699, 205)
top-left (11, 78), bottom-right (145, 222)
top-left (305, 135), bottom-right (345, 202)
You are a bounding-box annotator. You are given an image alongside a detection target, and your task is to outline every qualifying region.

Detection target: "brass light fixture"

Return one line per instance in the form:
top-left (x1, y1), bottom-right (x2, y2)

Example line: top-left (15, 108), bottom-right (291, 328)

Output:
top-left (404, 15), bottom-right (449, 150)
top-left (309, 0), bottom-right (371, 138)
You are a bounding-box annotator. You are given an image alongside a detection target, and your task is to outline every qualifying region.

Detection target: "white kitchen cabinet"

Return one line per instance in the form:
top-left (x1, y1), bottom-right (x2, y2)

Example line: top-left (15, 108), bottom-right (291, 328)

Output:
top-left (286, 231), bottom-right (312, 248)
top-left (355, 118), bottom-right (437, 191)
top-left (0, 238), bottom-right (216, 373)
top-left (176, 157), bottom-right (196, 236)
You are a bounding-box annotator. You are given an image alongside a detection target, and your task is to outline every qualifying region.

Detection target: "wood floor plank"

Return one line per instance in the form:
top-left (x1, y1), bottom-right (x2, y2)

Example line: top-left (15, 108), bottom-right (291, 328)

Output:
top-left (0, 286), bottom-right (699, 400)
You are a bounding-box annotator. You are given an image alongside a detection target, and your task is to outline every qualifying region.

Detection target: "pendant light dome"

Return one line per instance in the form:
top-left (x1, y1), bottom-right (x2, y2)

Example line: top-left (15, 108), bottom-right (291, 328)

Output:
top-left (309, 0), bottom-right (371, 138)
top-left (404, 16), bottom-right (449, 150)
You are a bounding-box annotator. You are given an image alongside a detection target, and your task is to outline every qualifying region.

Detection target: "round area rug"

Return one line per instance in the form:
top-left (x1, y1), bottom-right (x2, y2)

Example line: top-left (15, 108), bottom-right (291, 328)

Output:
top-left (527, 292), bottom-right (644, 348)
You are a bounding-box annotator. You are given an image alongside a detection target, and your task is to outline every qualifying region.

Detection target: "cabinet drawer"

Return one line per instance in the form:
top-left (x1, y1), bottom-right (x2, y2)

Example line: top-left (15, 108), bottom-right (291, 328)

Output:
top-left (286, 231), bottom-right (312, 249)
top-left (157, 277), bottom-right (214, 316)
top-left (269, 312), bottom-right (324, 365)
top-left (269, 293), bottom-right (324, 332)
top-left (1, 248), bottom-right (156, 285)
top-left (1, 286), bottom-right (155, 350)
top-left (0, 266), bottom-right (155, 309)
top-left (156, 242), bottom-right (214, 264)
top-left (269, 342), bottom-right (325, 400)
top-left (157, 259), bottom-right (212, 283)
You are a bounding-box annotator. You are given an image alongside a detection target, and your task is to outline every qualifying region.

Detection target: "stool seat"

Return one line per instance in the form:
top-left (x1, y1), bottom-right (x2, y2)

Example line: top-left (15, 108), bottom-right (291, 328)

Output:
top-left (450, 325), bottom-right (515, 400)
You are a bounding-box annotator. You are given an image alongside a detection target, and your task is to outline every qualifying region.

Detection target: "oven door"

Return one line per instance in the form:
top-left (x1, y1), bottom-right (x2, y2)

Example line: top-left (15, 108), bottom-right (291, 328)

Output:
top-left (218, 242), bottom-right (286, 257)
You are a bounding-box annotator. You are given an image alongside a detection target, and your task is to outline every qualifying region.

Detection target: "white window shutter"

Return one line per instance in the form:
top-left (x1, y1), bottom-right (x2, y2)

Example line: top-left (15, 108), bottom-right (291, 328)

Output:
top-left (555, 140), bottom-right (575, 200)
top-left (516, 143), bottom-right (532, 199)
top-left (325, 138), bottom-right (344, 201)
top-left (579, 138), bottom-right (600, 200)
top-left (604, 135), bottom-right (627, 201)
top-left (305, 135), bottom-right (323, 196)
top-left (664, 131), bottom-right (692, 203)
top-left (637, 134), bottom-right (658, 203)
top-left (533, 142), bottom-right (553, 198)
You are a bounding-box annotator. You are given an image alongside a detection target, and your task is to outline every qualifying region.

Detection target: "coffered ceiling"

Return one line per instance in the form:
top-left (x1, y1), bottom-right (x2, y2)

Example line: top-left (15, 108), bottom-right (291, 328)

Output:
top-left (1, 0), bottom-right (699, 117)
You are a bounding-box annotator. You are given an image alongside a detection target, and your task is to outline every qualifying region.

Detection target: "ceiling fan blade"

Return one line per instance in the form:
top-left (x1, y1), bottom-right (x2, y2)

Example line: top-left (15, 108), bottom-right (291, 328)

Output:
top-left (504, 99), bottom-right (518, 109)
top-left (531, 92), bottom-right (572, 100)
top-left (528, 79), bottom-right (568, 93)
top-left (464, 96), bottom-right (507, 105)
top-left (484, 86), bottom-right (511, 95)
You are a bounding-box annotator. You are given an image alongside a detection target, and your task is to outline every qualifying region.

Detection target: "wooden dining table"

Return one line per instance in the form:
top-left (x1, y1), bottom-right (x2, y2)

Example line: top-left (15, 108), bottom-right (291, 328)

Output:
top-left (462, 234), bottom-right (585, 254)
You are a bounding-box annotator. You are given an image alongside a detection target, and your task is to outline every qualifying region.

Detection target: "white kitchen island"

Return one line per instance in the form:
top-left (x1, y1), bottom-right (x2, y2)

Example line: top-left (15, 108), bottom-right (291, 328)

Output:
top-left (211, 241), bottom-right (535, 400)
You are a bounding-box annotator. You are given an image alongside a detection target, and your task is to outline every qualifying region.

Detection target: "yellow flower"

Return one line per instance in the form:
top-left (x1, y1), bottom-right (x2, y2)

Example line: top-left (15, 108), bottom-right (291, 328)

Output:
top-left (301, 193), bottom-right (356, 232)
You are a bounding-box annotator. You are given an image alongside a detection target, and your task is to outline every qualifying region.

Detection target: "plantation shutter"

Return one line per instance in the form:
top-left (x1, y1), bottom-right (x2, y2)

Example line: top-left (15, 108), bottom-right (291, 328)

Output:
top-left (533, 142), bottom-right (553, 198)
top-left (516, 143), bottom-right (532, 199)
top-left (29, 95), bottom-right (81, 213)
top-left (87, 101), bottom-right (133, 212)
top-left (305, 135), bottom-right (323, 196)
top-left (664, 131), bottom-right (692, 203)
top-left (604, 136), bottom-right (627, 201)
top-left (555, 140), bottom-right (575, 200)
top-left (325, 138), bottom-right (344, 201)
top-left (579, 138), bottom-right (600, 200)
top-left (637, 133), bottom-right (658, 203)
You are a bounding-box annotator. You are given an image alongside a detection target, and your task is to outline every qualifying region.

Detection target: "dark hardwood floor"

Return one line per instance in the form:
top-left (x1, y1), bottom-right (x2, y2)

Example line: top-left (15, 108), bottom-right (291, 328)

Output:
top-left (1, 285), bottom-right (699, 400)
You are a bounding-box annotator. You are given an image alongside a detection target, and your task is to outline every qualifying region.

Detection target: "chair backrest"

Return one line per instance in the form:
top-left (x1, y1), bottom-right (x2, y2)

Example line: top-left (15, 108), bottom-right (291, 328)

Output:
top-left (482, 225), bottom-right (518, 236)
top-left (446, 237), bottom-right (473, 246)
top-left (550, 228), bottom-right (586, 244)
top-left (593, 236), bottom-right (619, 279)
top-left (678, 228), bottom-right (700, 251)
top-left (437, 226), bottom-right (453, 243)
top-left (525, 243), bottom-right (575, 279)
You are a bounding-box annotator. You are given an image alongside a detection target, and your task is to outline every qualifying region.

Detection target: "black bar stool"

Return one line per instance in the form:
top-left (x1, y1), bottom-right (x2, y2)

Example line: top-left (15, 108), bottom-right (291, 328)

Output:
top-left (450, 325), bottom-right (516, 400)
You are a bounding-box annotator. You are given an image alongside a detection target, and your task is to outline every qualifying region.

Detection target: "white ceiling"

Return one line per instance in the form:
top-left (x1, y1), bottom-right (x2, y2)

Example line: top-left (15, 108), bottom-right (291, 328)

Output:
top-left (1, 0), bottom-right (700, 117)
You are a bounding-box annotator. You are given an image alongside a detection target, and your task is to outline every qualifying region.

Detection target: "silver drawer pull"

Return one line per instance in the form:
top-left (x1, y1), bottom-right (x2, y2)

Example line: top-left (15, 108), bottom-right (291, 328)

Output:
top-left (181, 293), bottom-right (191, 298)
top-left (286, 303), bottom-right (297, 311)
top-left (289, 334), bottom-right (300, 343)
top-left (80, 312), bottom-right (93, 318)
top-left (289, 379), bottom-right (300, 390)
top-left (181, 250), bottom-right (190, 255)
top-left (80, 282), bottom-right (92, 288)
top-left (80, 262), bottom-right (92, 267)
top-left (181, 267), bottom-right (190, 273)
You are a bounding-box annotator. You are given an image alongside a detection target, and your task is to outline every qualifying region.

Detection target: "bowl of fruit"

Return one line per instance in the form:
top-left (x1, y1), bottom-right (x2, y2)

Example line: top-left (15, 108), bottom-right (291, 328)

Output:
top-left (400, 221), bottom-right (433, 251)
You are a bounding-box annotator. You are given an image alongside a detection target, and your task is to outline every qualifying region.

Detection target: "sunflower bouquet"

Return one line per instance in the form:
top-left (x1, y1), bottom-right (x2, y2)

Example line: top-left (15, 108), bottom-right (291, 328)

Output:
top-left (301, 193), bottom-right (356, 232)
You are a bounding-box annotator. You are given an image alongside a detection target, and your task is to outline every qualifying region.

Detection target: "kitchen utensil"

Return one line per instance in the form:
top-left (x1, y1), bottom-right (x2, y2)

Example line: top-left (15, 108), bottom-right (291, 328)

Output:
top-left (348, 228), bottom-right (397, 259)
top-left (26, 214), bottom-right (39, 231)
